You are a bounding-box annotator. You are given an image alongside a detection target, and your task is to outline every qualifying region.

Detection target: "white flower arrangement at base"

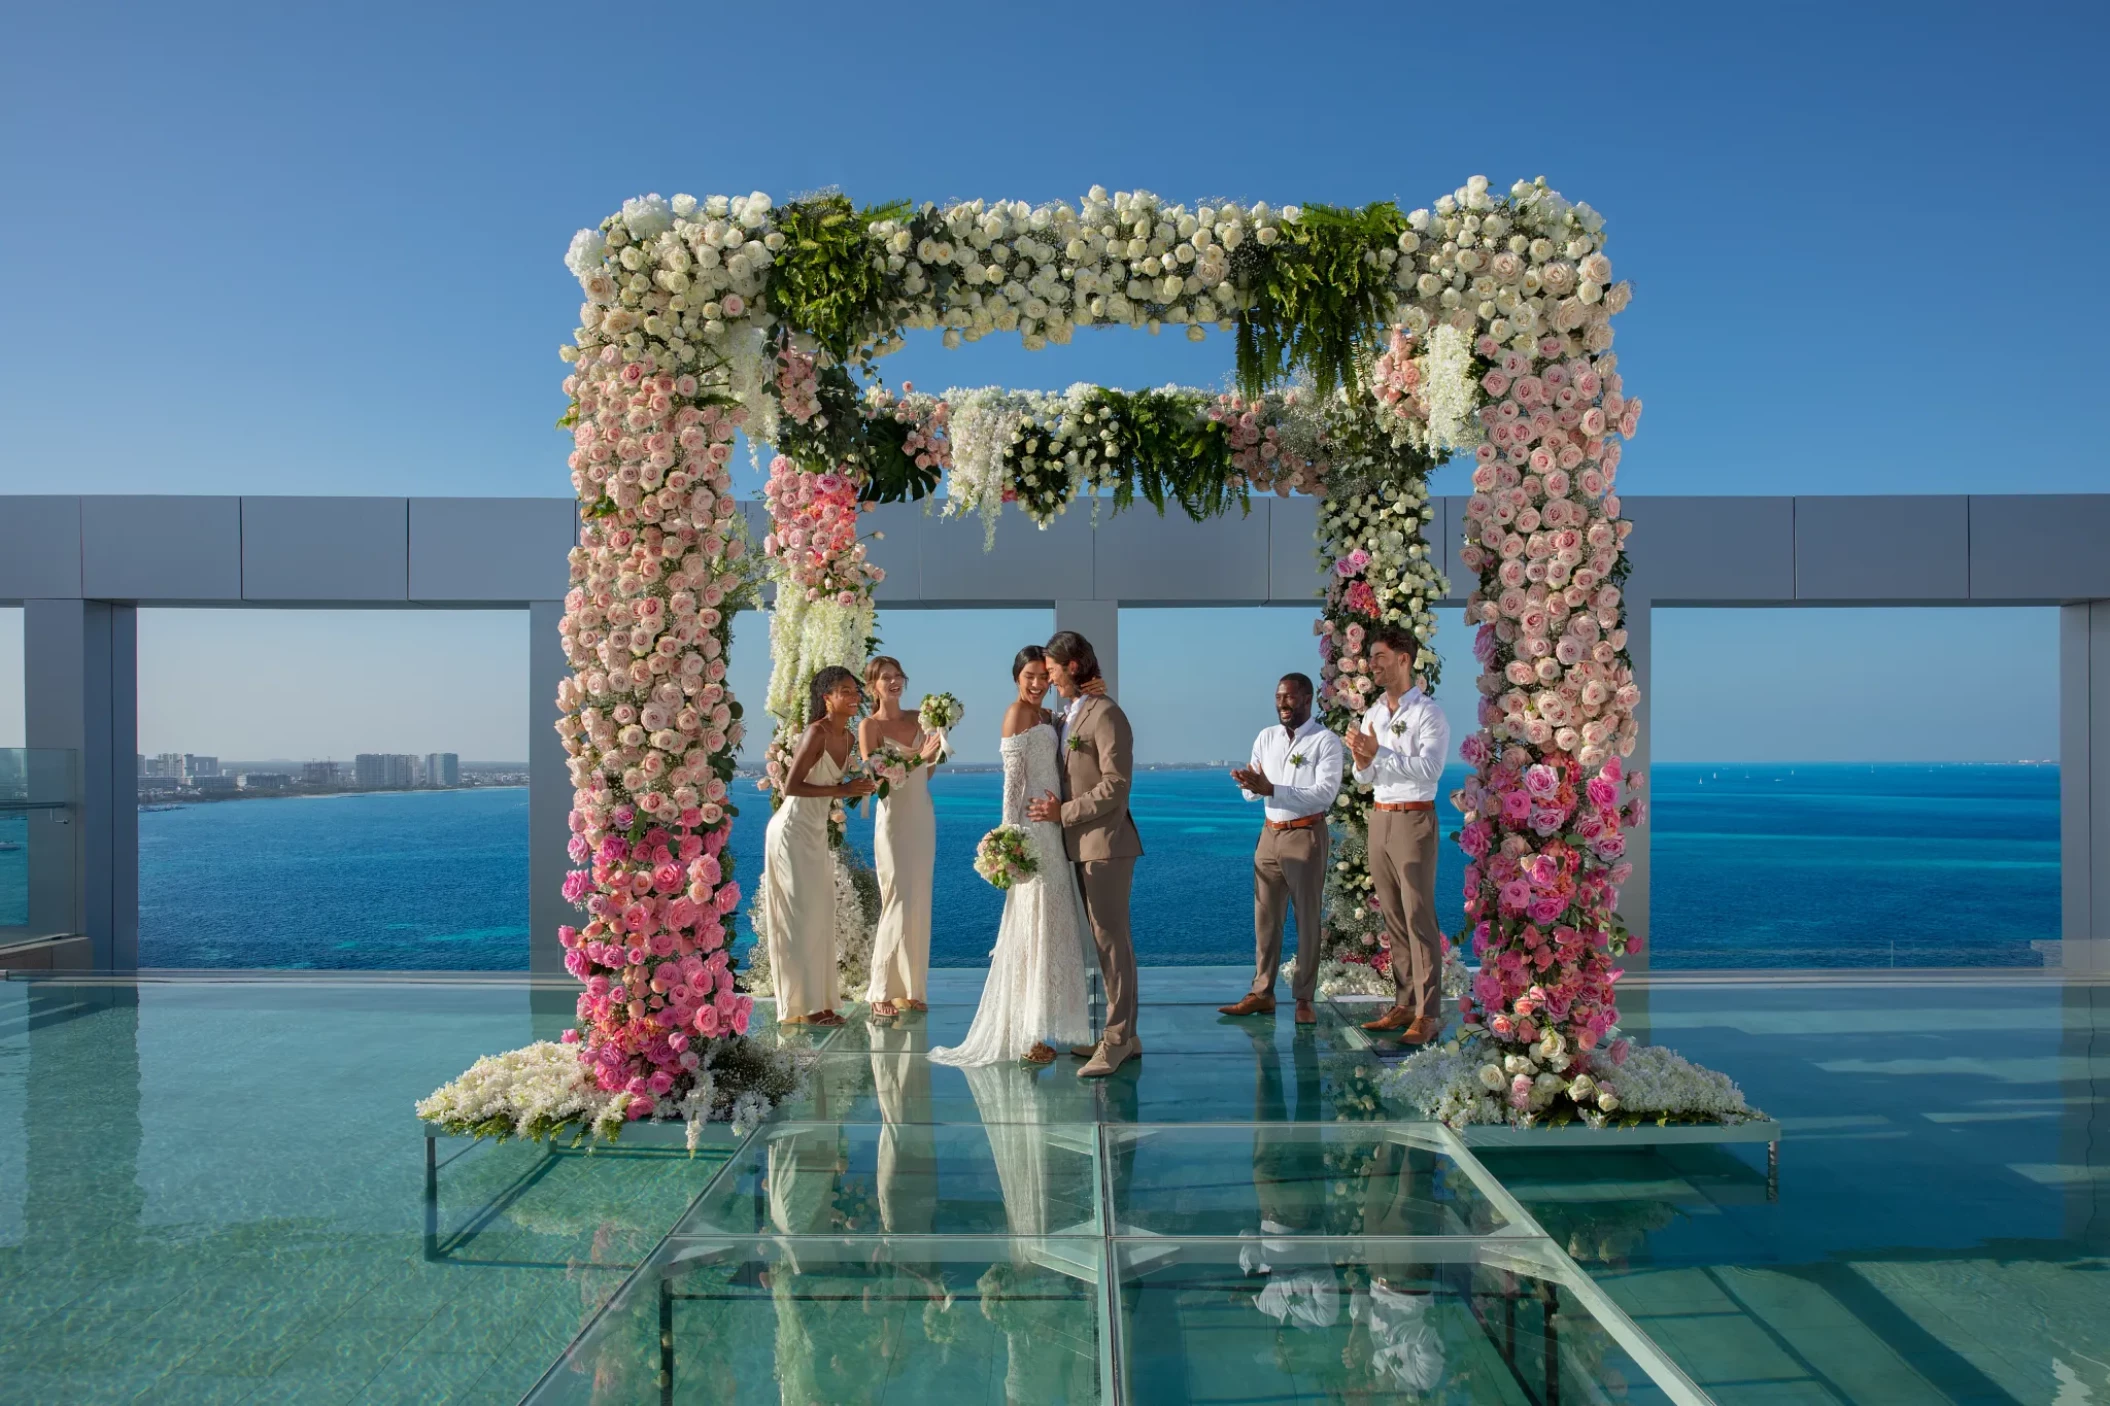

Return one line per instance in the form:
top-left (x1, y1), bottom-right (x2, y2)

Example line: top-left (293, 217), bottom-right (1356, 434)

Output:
top-left (1381, 1030), bottom-right (1759, 1131)
top-left (1290, 949), bottom-right (1471, 1001)
top-left (416, 1037), bottom-right (805, 1149)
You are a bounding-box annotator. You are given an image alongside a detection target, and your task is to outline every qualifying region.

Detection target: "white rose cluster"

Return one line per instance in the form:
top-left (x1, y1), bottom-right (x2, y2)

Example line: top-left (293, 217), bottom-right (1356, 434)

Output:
top-left (1381, 1029), bottom-right (1758, 1131)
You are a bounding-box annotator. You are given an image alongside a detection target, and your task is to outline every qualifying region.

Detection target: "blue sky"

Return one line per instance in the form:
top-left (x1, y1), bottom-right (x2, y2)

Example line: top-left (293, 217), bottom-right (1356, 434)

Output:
top-left (0, 0), bottom-right (2099, 762)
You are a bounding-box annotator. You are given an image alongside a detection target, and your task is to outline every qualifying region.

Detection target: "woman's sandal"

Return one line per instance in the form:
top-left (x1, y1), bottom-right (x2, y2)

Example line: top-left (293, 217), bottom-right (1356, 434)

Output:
top-left (870, 1001), bottom-right (898, 1018)
top-left (1021, 1042), bottom-right (1057, 1065)
top-left (904, 999), bottom-right (929, 1013)
top-left (809, 1011), bottom-right (846, 1028)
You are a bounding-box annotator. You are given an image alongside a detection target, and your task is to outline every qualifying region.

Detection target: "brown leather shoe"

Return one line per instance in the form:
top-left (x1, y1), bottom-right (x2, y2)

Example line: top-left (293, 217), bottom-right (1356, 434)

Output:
top-left (1361, 1005), bottom-right (1415, 1033)
top-left (1294, 1001), bottom-right (1317, 1025)
top-left (1399, 1017), bottom-right (1442, 1046)
top-left (1078, 1039), bottom-right (1139, 1078)
top-left (1218, 993), bottom-right (1276, 1016)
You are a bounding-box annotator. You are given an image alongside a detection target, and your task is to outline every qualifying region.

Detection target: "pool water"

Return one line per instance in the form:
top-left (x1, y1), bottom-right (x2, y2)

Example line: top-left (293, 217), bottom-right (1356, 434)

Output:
top-left (1, 969), bottom-right (2105, 1403)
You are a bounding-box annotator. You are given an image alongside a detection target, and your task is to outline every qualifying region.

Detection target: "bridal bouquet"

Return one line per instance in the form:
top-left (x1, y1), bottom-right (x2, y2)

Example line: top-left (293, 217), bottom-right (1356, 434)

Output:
top-left (973, 824), bottom-right (1039, 889)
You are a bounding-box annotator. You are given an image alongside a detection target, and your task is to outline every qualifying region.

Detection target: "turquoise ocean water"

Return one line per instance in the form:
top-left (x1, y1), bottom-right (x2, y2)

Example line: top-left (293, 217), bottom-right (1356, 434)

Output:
top-left (129, 763), bottom-right (2059, 970)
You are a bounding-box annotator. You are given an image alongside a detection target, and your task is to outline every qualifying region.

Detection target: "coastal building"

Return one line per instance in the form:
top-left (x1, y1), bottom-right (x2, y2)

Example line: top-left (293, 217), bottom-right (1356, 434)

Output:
top-left (352, 753), bottom-right (416, 789)
top-left (424, 752), bottom-right (460, 788)
top-left (192, 774), bottom-right (238, 795)
top-left (303, 760), bottom-right (344, 788)
top-left (184, 754), bottom-right (220, 778)
top-left (237, 771), bottom-right (292, 793)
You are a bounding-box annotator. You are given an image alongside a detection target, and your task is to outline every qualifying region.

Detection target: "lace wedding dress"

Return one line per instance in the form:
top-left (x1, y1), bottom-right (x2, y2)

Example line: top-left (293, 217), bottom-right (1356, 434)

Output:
top-left (931, 724), bottom-right (1092, 1066)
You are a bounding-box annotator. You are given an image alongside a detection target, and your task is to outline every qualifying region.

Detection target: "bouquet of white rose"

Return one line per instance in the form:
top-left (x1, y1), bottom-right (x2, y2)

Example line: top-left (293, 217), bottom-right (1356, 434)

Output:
top-left (919, 692), bottom-right (964, 733)
top-left (973, 824), bottom-right (1039, 890)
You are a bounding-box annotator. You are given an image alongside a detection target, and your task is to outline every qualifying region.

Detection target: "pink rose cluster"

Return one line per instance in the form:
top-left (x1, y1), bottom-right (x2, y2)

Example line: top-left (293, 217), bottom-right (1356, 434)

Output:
top-left (1370, 328), bottom-right (1428, 430)
top-left (1452, 331), bottom-right (1647, 1055)
top-left (554, 350), bottom-right (758, 1117)
top-left (1206, 391), bottom-right (1326, 496)
top-left (760, 456), bottom-right (880, 605)
top-left (1317, 547), bottom-right (1379, 715)
top-left (865, 380), bottom-right (954, 482)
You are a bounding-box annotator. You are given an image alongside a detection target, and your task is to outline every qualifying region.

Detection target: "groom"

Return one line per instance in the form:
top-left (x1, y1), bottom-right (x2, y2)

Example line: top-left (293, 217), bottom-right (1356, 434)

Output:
top-left (1027, 631), bottom-right (1145, 1078)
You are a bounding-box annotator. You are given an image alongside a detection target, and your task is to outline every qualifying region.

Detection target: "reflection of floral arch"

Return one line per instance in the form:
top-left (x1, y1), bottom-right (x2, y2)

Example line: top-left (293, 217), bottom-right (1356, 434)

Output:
top-left (421, 175), bottom-right (1708, 1143)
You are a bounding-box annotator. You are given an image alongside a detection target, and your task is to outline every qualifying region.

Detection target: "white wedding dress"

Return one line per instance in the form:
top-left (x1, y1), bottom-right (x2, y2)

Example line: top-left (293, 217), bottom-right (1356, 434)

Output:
top-left (931, 724), bottom-right (1093, 1066)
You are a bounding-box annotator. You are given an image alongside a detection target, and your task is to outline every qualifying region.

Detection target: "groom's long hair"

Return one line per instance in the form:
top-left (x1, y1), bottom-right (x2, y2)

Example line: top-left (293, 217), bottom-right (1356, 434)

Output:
top-left (1044, 631), bottom-right (1101, 684)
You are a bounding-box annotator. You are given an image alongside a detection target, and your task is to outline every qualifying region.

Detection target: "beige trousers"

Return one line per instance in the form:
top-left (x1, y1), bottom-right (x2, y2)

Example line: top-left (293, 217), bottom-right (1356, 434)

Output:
top-left (1252, 824), bottom-right (1328, 1003)
top-left (1078, 858), bottom-right (1138, 1048)
top-left (1367, 808), bottom-right (1443, 1019)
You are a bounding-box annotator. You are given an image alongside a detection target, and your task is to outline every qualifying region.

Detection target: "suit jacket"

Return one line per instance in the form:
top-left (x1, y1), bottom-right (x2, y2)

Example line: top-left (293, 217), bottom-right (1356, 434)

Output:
top-left (1056, 694), bottom-right (1145, 862)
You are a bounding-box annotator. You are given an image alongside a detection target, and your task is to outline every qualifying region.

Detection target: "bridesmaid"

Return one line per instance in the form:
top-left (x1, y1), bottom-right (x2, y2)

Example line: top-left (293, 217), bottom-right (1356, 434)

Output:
top-left (860, 655), bottom-right (945, 1017)
top-left (761, 665), bottom-right (875, 1027)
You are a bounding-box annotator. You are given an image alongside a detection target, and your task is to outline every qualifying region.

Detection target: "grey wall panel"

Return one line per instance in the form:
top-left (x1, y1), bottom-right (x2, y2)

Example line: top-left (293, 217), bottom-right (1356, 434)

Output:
top-left (862, 502), bottom-right (924, 603)
top-left (410, 498), bottom-right (575, 603)
top-left (1268, 497), bottom-right (1326, 602)
top-left (1095, 504), bottom-right (1270, 604)
top-left (1794, 496), bottom-right (1968, 603)
top-left (919, 506), bottom-right (1094, 605)
top-left (1971, 496), bottom-right (2110, 602)
top-left (1622, 496), bottom-right (1794, 604)
top-left (1436, 494), bottom-right (1469, 607)
top-left (241, 497), bottom-right (409, 603)
top-left (0, 496), bottom-right (81, 601)
top-left (82, 496), bottom-right (243, 603)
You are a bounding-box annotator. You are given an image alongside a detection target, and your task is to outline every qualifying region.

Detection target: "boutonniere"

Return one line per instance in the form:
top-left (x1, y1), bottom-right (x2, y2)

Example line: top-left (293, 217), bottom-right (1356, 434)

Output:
top-left (1388, 717), bottom-right (1408, 737)
top-left (1288, 751), bottom-right (1308, 768)
top-left (1066, 735), bottom-right (1087, 753)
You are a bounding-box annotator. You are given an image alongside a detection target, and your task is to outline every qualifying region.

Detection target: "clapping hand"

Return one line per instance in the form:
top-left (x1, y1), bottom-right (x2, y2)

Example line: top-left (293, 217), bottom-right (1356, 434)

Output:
top-left (1344, 727), bottom-right (1378, 769)
top-left (1230, 764), bottom-right (1274, 796)
top-left (1025, 790), bottom-right (1062, 823)
top-left (919, 731), bottom-right (947, 763)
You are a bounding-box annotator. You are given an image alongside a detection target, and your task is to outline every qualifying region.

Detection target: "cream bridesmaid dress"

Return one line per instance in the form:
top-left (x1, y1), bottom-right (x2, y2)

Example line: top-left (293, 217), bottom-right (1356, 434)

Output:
top-left (761, 749), bottom-right (841, 1019)
top-left (866, 756), bottom-right (935, 1006)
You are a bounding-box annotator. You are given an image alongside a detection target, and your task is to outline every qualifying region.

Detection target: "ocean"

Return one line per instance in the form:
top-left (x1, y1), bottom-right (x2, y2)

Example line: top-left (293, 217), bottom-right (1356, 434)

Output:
top-left (126, 763), bottom-right (2060, 971)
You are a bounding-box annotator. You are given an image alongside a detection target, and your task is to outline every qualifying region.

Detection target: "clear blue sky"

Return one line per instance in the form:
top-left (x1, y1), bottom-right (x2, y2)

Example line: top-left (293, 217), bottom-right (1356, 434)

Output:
top-left (0, 0), bottom-right (2099, 762)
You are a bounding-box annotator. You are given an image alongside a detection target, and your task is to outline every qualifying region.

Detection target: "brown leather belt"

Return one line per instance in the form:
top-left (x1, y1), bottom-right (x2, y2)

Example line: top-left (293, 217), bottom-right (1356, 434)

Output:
top-left (1264, 813), bottom-right (1326, 832)
top-left (1372, 800), bottom-right (1435, 812)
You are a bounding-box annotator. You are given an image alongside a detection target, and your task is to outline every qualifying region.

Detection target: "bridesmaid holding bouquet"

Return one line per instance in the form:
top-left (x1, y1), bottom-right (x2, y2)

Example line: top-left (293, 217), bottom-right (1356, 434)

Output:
top-left (859, 656), bottom-right (946, 1017)
top-left (761, 665), bottom-right (876, 1027)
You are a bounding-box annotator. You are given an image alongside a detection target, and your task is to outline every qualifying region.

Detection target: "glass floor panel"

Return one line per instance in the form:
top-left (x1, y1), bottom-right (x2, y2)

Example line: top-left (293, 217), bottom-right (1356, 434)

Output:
top-left (677, 1121), bottom-right (1102, 1239)
top-left (525, 1235), bottom-right (1106, 1405)
top-left (1106, 1123), bottom-right (1514, 1240)
top-left (1117, 1237), bottom-right (1683, 1405)
top-left (8, 971), bottom-right (2109, 1402)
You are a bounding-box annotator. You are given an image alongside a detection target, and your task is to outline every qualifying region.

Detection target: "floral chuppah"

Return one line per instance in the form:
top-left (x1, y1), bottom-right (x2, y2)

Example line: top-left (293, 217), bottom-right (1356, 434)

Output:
top-left (420, 175), bottom-right (1747, 1145)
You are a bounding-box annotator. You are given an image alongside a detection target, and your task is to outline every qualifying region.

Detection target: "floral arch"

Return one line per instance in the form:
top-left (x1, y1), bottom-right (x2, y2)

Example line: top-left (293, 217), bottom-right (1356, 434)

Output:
top-left (420, 176), bottom-right (1753, 1142)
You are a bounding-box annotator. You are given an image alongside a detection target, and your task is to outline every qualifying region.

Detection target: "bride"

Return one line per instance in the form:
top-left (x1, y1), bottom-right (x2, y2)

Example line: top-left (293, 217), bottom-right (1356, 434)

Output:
top-left (931, 646), bottom-right (1094, 1067)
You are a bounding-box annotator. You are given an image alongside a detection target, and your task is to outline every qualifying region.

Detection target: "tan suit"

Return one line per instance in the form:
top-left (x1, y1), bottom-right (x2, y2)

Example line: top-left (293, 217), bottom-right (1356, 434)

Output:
top-left (1057, 694), bottom-right (1144, 1047)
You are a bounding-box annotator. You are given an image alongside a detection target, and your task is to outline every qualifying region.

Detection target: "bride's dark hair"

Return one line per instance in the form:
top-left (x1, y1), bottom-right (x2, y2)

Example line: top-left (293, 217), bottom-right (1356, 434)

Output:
top-left (1011, 644), bottom-right (1046, 681)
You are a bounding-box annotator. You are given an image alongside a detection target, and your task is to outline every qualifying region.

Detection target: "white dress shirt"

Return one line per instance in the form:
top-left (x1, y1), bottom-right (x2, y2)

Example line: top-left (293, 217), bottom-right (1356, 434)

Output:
top-left (1241, 717), bottom-right (1345, 823)
top-left (1354, 688), bottom-right (1450, 803)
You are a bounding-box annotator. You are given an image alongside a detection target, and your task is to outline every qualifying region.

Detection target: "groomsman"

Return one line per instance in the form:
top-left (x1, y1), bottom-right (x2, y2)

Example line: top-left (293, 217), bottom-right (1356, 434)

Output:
top-left (1344, 625), bottom-right (1451, 1044)
top-left (1222, 674), bottom-right (1344, 1025)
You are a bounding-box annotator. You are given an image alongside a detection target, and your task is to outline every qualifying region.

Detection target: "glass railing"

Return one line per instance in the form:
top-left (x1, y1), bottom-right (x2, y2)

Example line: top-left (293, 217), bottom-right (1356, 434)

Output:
top-left (0, 748), bottom-right (79, 943)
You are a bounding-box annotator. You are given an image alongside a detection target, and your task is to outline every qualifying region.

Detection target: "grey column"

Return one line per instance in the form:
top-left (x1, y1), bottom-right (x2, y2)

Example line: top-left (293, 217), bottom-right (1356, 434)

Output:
top-left (528, 599), bottom-right (572, 976)
top-left (1622, 596), bottom-right (1652, 973)
top-left (2062, 601), bottom-right (2110, 972)
top-left (1053, 599), bottom-right (1119, 700)
top-left (23, 600), bottom-right (137, 972)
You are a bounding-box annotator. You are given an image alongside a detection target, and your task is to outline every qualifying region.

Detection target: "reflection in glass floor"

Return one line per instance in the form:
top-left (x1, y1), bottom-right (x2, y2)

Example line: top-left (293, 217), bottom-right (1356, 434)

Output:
top-left (6, 969), bottom-right (2110, 1402)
